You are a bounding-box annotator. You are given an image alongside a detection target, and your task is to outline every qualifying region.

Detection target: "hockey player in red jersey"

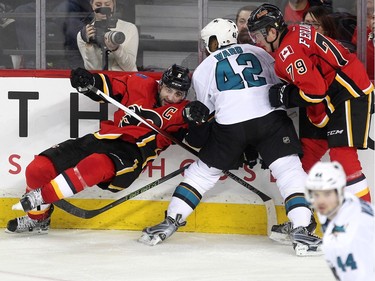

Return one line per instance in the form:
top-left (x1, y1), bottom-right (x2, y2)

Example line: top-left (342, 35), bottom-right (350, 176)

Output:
top-left (7, 64), bottom-right (193, 234)
top-left (248, 3), bottom-right (374, 241)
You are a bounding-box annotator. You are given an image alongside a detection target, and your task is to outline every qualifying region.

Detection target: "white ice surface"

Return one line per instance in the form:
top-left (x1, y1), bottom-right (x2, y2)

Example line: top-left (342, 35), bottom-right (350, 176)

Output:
top-left (0, 229), bottom-right (334, 281)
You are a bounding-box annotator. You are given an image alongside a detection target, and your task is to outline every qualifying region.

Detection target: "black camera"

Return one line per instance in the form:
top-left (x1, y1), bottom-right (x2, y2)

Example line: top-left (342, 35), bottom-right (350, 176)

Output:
top-left (90, 7), bottom-right (125, 49)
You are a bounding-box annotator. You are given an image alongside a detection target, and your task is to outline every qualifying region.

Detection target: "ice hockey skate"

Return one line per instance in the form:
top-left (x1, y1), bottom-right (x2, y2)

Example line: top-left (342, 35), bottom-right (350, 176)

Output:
top-left (269, 221), bottom-right (293, 245)
top-left (138, 213), bottom-right (186, 246)
top-left (291, 226), bottom-right (322, 256)
top-left (6, 205), bottom-right (54, 234)
top-left (12, 188), bottom-right (44, 212)
top-left (269, 215), bottom-right (317, 245)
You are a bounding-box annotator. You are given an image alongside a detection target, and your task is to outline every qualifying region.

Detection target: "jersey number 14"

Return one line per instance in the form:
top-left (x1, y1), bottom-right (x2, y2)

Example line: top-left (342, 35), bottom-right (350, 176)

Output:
top-left (337, 253), bottom-right (357, 272)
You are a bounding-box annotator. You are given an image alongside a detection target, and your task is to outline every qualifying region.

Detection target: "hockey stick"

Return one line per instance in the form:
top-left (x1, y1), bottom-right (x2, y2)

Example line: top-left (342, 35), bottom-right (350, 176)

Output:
top-left (85, 85), bottom-right (277, 235)
top-left (54, 164), bottom-right (190, 219)
top-left (368, 137), bottom-right (374, 150)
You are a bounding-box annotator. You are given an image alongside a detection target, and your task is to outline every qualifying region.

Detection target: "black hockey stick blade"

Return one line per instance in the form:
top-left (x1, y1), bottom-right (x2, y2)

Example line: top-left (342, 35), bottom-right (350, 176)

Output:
top-left (368, 137), bottom-right (374, 150)
top-left (54, 164), bottom-right (189, 219)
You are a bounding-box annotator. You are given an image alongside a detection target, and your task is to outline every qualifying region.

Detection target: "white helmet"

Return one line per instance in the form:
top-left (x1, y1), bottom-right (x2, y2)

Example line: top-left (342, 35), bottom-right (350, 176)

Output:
top-left (201, 18), bottom-right (238, 54)
top-left (305, 161), bottom-right (346, 204)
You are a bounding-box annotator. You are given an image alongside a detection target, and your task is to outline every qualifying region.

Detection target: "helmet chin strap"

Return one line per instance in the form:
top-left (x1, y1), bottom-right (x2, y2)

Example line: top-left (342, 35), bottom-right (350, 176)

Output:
top-left (264, 30), bottom-right (279, 53)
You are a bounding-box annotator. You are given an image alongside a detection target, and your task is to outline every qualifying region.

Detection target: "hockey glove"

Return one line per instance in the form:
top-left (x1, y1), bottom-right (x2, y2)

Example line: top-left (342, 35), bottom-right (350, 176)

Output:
top-left (243, 146), bottom-right (258, 169)
top-left (269, 83), bottom-right (292, 108)
top-left (183, 101), bottom-right (209, 125)
top-left (70, 67), bottom-right (95, 93)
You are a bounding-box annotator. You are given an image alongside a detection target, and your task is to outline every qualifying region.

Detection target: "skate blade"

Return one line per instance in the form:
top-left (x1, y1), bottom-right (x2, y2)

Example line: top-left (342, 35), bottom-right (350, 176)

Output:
top-left (138, 233), bottom-right (163, 246)
top-left (294, 244), bottom-right (323, 257)
top-left (5, 228), bottom-right (49, 235)
top-left (12, 202), bottom-right (23, 211)
top-left (269, 232), bottom-right (292, 245)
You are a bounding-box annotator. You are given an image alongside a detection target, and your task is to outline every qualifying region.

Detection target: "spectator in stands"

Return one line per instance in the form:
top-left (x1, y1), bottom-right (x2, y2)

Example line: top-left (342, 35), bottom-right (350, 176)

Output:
top-left (0, 1), bottom-right (17, 68)
top-left (13, 0), bottom-right (88, 69)
top-left (235, 5), bottom-right (257, 44)
top-left (77, 0), bottom-right (138, 71)
top-left (284, 0), bottom-right (311, 25)
top-left (13, 1), bottom-right (37, 69)
top-left (351, 0), bottom-right (374, 82)
top-left (283, 0), bottom-right (332, 25)
top-left (303, 5), bottom-right (337, 38)
top-left (53, 0), bottom-right (92, 69)
top-left (304, 6), bottom-right (358, 53)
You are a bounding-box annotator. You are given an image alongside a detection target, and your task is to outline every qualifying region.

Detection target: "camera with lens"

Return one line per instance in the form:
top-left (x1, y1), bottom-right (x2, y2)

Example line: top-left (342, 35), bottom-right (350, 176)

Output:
top-left (90, 7), bottom-right (125, 49)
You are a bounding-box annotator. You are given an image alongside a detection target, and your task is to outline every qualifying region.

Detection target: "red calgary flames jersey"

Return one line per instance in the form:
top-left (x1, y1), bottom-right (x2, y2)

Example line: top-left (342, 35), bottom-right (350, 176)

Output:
top-left (275, 24), bottom-right (374, 126)
top-left (92, 72), bottom-right (189, 151)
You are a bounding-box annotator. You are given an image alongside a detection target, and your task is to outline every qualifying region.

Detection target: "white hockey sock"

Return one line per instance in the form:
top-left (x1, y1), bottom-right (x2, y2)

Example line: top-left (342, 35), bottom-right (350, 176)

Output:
top-left (287, 207), bottom-right (312, 228)
top-left (168, 197), bottom-right (194, 221)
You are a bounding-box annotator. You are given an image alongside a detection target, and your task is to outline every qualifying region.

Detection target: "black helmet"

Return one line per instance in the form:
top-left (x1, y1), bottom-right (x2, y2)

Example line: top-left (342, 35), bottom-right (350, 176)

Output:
top-left (161, 64), bottom-right (191, 92)
top-left (247, 4), bottom-right (286, 33)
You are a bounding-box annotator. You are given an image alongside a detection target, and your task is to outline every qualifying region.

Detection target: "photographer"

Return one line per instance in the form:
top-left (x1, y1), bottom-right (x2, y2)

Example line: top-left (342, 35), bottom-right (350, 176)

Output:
top-left (77, 0), bottom-right (138, 71)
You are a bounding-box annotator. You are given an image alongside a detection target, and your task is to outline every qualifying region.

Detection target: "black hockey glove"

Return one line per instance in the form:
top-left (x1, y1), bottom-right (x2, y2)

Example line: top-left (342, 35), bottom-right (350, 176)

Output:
top-left (259, 159), bottom-right (269, 170)
top-left (70, 67), bottom-right (95, 93)
top-left (183, 101), bottom-right (209, 125)
top-left (269, 83), bottom-right (293, 108)
top-left (243, 146), bottom-right (258, 169)
top-left (243, 146), bottom-right (269, 169)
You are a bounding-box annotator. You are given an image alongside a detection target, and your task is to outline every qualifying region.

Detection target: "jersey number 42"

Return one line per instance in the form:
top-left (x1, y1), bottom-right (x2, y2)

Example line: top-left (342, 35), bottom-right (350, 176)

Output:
top-left (215, 53), bottom-right (267, 91)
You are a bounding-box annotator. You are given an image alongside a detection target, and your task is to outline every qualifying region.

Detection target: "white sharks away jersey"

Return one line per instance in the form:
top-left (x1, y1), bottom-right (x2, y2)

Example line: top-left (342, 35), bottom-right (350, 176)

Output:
top-left (192, 43), bottom-right (282, 125)
top-left (322, 192), bottom-right (374, 281)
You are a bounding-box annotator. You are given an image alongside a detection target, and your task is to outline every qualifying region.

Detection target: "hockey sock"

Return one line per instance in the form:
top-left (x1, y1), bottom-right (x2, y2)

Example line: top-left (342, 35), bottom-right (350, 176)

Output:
top-left (330, 147), bottom-right (371, 202)
top-left (346, 174), bottom-right (371, 202)
top-left (269, 155), bottom-right (307, 199)
top-left (287, 207), bottom-right (312, 229)
top-left (25, 155), bottom-right (58, 189)
top-left (41, 153), bottom-right (115, 203)
top-left (300, 138), bottom-right (328, 173)
top-left (168, 182), bottom-right (202, 220)
top-left (28, 204), bottom-right (53, 221)
top-left (40, 168), bottom-right (86, 202)
top-left (285, 193), bottom-right (312, 228)
top-left (167, 160), bottom-right (221, 220)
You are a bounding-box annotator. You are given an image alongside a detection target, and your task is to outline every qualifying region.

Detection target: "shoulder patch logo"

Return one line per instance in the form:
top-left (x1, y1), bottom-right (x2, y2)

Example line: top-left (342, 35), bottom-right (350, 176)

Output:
top-left (279, 45), bottom-right (294, 62)
top-left (135, 73), bottom-right (149, 79)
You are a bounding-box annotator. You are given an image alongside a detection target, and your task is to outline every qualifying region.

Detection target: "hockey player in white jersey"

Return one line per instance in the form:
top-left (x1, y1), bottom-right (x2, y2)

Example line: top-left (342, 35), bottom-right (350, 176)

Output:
top-left (139, 18), bottom-right (322, 256)
top-left (305, 161), bottom-right (374, 280)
